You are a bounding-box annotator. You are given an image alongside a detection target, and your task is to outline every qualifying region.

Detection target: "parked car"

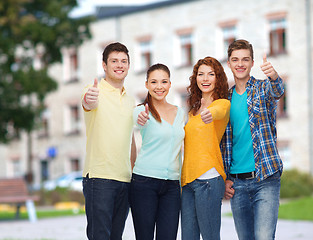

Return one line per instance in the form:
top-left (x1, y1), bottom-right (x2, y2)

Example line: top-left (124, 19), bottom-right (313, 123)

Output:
top-left (43, 171), bottom-right (83, 191)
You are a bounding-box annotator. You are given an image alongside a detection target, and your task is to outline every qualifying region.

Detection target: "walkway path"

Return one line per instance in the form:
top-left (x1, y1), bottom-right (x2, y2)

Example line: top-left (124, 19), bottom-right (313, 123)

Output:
top-left (0, 201), bottom-right (312, 240)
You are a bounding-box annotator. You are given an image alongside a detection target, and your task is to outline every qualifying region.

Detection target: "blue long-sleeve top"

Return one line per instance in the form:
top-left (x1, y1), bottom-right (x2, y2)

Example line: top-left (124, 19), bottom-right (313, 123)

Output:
top-left (133, 105), bottom-right (185, 180)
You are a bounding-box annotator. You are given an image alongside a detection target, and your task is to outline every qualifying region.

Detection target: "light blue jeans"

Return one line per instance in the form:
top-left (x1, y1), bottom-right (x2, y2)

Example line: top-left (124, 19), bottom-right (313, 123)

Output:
top-left (181, 176), bottom-right (225, 240)
top-left (230, 171), bottom-right (281, 240)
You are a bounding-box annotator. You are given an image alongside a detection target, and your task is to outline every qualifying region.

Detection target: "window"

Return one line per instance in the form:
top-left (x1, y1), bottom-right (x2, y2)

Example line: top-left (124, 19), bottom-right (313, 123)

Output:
top-left (38, 108), bottom-right (50, 138)
top-left (139, 41), bottom-right (152, 72)
top-left (179, 34), bottom-right (193, 67)
top-left (71, 158), bottom-right (80, 171)
top-left (222, 26), bottom-right (237, 59)
top-left (64, 104), bottom-right (81, 136)
top-left (269, 18), bottom-right (287, 56)
top-left (63, 48), bottom-right (79, 83)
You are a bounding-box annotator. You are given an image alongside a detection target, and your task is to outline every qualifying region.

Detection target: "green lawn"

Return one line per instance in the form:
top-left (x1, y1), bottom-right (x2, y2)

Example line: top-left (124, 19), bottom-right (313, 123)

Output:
top-left (0, 208), bottom-right (84, 220)
top-left (279, 197), bottom-right (313, 221)
top-left (1, 197), bottom-right (312, 221)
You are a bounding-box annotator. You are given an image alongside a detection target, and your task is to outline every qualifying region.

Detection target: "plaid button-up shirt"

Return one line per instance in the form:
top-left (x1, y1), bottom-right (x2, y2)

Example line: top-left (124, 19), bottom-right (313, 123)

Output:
top-left (221, 76), bottom-right (284, 181)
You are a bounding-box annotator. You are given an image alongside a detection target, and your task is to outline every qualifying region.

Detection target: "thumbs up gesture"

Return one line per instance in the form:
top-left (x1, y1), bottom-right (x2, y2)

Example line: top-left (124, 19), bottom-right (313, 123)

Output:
top-left (260, 53), bottom-right (278, 80)
top-left (137, 104), bottom-right (150, 126)
top-left (200, 98), bottom-right (213, 124)
top-left (83, 78), bottom-right (99, 110)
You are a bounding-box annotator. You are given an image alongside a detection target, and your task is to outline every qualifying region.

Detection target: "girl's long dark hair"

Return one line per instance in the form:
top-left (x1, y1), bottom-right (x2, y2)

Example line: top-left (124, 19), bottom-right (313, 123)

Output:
top-left (187, 56), bottom-right (229, 115)
top-left (139, 63), bottom-right (170, 123)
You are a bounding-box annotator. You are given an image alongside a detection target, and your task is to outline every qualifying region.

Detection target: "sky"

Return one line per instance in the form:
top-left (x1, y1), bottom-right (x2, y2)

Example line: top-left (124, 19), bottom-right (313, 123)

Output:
top-left (70, 0), bottom-right (169, 17)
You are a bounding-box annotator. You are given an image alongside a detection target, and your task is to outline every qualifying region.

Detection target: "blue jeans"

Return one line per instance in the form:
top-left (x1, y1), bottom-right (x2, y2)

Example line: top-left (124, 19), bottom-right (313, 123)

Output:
top-left (129, 174), bottom-right (181, 240)
top-left (181, 176), bottom-right (225, 240)
top-left (230, 171), bottom-right (281, 240)
top-left (83, 176), bottom-right (129, 240)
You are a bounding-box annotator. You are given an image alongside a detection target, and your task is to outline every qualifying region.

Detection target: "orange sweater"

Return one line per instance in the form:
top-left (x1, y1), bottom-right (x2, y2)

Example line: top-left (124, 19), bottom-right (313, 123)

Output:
top-left (181, 99), bottom-right (230, 186)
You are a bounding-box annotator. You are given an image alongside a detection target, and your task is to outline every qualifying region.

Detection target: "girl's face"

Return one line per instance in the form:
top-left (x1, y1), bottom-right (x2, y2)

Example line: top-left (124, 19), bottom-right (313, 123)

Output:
top-left (196, 64), bottom-right (216, 96)
top-left (145, 70), bottom-right (171, 101)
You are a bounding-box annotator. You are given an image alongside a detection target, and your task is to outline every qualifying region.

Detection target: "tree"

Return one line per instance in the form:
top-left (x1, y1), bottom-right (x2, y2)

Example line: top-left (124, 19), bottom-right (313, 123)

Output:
top-left (0, 0), bottom-right (93, 182)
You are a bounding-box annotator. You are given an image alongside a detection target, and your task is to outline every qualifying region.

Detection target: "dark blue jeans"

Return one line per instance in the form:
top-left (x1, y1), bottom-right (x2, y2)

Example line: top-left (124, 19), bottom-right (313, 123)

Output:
top-left (129, 174), bottom-right (181, 240)
top-left (83, 176), bottom-right (129, 240)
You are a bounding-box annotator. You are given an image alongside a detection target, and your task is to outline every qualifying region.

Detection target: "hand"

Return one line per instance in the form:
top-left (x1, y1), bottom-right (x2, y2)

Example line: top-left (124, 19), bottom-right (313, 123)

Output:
top-left (200, 98), bottom-right (213, 124)
top-left (137, 104), bottom-right (149, 126)
top-left (260, 53), bottom-right (278, 80)
top-left (224, 180), bottom-right (235, 200)
top-left (83, 78), bottom-right (99, 110)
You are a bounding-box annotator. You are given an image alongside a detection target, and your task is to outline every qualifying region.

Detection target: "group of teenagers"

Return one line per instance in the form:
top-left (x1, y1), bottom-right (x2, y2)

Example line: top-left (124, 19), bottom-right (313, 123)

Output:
top-left (81, 39), bottom-right (284, 240)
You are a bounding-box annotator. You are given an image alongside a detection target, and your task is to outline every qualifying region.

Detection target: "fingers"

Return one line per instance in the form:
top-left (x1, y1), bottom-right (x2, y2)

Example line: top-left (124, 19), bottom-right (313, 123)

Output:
top-left (224, 180), bottom-right (235, 200)
top-left (200, 98), bottom-right (205, 112)
top-left (260, 54), bottom-right (278, 80)
top-left (200, 98), bottom-right (213, 124)
top-left (137, 105), bottom-right (150, 126)
top-left (263, 53), bottom-right (267, 63)
top-left (93, 78), bottom-right (98, 88)
top-left (85, 79), bottom-right (99, 104)
top-left (145, 103), bottom-right (149, 115)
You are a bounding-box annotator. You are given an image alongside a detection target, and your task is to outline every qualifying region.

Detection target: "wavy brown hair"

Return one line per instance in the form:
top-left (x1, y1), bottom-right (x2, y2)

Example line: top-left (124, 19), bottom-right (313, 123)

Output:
top-left (139, 63), bottom-right (171, 123)
top-left (187, 56), bottom-right (229, 115)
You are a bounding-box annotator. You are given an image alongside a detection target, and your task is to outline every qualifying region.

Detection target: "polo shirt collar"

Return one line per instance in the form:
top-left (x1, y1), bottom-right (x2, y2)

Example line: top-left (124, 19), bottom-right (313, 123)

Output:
top-left (100, 78), bottom-right (126, 95)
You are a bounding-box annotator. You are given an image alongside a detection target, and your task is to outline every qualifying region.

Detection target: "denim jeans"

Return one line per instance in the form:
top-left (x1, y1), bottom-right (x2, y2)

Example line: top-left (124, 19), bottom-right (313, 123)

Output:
top-left (129, 174), bottom-right (181, 240)
top-left (83, 176), bottom-right (129, 240)
top-left (181, 176), bottom-right (225, 240)
top-left (230, 171), bottom-right (281, 240)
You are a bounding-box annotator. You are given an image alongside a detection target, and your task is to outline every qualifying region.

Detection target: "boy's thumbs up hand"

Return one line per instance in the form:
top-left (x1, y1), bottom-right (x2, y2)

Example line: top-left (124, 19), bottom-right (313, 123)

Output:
top-left (137, 103), bottom-right (150, 126)
top-left (260, 53), bottom-right (278, 80)
top-left (83, 78), bottom-right (99, 110)
top-left (200, 98), bottom-right (213, 124)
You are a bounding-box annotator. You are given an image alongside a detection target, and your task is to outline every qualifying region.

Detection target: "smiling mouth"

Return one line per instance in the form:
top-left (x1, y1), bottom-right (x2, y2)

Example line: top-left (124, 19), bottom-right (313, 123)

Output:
top-left (202, 83), bottom-right (211, 87)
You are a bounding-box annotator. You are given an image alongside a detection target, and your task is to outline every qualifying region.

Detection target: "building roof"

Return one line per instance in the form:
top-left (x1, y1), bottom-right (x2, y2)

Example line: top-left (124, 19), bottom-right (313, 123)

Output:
top-left (95, 0), bottom-right (199, 19)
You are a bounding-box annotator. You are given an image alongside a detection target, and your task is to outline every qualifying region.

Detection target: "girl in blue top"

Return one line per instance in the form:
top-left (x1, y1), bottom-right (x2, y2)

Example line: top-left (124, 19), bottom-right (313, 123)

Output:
top-left (130, 63), bottom-right (185, 240)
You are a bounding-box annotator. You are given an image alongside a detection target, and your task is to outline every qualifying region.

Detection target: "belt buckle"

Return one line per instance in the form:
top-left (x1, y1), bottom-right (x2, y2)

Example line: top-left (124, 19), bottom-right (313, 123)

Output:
top-left (246, 171), bottom-right (255, 180)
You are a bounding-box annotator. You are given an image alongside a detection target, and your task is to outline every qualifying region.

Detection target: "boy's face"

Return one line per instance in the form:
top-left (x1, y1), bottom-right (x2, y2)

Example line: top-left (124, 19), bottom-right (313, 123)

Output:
top-left (227, 49), bottom-right (254, 82)
top-left (102, 51), bottom-right (130, 82)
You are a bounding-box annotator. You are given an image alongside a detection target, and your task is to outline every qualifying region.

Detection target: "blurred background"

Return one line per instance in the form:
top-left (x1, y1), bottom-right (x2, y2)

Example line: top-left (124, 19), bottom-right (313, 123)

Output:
top-left (0, 0), bottom-right (312, 222)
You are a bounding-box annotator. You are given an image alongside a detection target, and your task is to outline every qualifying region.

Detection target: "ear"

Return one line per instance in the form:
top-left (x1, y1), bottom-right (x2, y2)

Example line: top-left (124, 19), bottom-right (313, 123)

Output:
top-left (145, 81), bottom-right (148, 89)
top-left (252, 60), bottom-right (254, 67)
top-left (102, 61), bottom-right (107, 72)
top-left (227, 60), bottom-right (230, 68)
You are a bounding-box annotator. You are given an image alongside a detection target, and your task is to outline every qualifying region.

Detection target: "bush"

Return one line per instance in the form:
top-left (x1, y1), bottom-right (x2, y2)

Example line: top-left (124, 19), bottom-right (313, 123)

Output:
top-left (35, 187), bottom-right (85, 206)
top-left (280, 169), bottom-right (313, 198)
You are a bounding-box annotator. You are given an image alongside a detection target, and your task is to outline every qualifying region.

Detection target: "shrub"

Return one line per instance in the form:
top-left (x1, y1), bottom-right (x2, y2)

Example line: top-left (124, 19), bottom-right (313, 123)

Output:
top-left (35, 188), bottom-right (85, 206)
top-left (280, 169), bottom-right (313, 198)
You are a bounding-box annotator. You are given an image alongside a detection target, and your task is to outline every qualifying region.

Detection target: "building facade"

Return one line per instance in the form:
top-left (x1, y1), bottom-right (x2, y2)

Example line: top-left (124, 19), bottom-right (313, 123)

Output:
top-left (2, 0), bottom-right (313, 185)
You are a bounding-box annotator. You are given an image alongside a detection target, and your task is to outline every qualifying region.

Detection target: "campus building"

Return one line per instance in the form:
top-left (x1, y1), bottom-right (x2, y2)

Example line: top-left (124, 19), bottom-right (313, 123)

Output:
top-left (1, 0), bottom-right (312, 185)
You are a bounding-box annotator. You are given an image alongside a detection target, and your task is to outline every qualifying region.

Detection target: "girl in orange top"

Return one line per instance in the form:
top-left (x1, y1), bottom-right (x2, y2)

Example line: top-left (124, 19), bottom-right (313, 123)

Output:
top-left (181, 57), bottom-right (230, 240)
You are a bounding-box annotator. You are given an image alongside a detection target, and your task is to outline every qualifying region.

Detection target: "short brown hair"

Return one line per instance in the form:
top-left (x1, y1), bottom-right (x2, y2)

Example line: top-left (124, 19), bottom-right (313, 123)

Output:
top-left (228, 39), bottom-right (254, 60)
top-left (102, 42), bottom-right (130, 64)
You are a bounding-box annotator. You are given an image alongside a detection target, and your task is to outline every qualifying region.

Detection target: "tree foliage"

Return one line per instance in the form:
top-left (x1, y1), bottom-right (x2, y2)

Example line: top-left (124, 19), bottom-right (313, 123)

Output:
top-left (0, 0), bottom-right (93, 142)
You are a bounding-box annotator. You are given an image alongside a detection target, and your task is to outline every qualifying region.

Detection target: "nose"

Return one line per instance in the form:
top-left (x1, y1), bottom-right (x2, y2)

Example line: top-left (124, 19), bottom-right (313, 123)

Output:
top-left (117, 61), bottom-right (123, 68)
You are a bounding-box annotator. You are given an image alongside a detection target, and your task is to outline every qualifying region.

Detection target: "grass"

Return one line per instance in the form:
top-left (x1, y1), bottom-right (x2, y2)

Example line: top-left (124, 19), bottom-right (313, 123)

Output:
top-left (0, 208), bottom-right (85, 221)
top-left (278, 197), bottom-right (313, 221)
